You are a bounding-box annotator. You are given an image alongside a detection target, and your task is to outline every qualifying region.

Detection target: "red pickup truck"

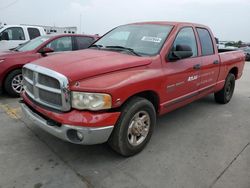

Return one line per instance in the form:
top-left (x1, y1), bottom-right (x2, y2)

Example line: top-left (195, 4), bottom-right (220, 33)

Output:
top-left (20, 22), bottom-right (245, 156)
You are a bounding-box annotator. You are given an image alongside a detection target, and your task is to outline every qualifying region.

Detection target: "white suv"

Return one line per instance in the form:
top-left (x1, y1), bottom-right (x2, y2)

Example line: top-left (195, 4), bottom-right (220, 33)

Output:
top-left (0, 25), bottom-right (46, 51)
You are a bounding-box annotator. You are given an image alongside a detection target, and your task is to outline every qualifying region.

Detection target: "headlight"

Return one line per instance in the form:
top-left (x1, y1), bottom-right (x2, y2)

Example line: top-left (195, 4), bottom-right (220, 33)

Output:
top-left (72, 92), bottom-right (112, 110)
top-left (0, 59), bottom-right (5, 63)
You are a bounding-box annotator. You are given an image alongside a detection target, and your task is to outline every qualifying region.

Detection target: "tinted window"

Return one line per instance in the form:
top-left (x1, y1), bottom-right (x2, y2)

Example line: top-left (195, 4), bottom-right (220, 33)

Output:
top-left (171, 27), bottom-right (198, 57)
top-left (75, 36), bottom-right (95, 49)
top-left (28, 28), bottom-right (41, 39)
top-left (46, 37), bottom-right (72, 52)
top-left (0, 27), bottom-right (25, 40)
top-left (197, 28), bottom-right (214, 56)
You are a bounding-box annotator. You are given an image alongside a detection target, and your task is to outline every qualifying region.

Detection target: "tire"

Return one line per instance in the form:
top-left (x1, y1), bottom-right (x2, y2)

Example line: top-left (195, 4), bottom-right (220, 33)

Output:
top-left (108, 97), bottom-right (156, 157)
top-left (4, 69), bottom-right (23, 97)
top-left (214, 73), bottom-right (235, 104)
top-left (246, 55), bottom-right (250, 61)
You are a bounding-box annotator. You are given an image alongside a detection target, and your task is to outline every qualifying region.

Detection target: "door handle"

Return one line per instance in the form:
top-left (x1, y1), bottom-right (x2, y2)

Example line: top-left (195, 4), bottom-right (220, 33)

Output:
top-left (213, 60), bottom-right (219, 65)
top-left (193, 64), bottom-right (201, 70)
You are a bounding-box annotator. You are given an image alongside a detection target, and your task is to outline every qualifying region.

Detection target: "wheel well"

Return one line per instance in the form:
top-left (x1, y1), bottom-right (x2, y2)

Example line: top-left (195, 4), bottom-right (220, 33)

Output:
top-left (125, 91), bottom-right (160, 113)
top-left (229, 67), bottom-right (238, 78)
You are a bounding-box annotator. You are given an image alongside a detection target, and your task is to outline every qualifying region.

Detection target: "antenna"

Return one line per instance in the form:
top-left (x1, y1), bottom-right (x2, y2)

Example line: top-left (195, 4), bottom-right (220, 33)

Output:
top-left (80, 14), bottom-right (82, 34)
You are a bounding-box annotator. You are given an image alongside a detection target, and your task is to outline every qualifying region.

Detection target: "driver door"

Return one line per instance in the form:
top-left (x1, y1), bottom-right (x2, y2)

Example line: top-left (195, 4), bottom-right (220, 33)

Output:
top-left (161, 27), bottom-right (202, 110)
top-left (0, 27), bottom-right (26, 51)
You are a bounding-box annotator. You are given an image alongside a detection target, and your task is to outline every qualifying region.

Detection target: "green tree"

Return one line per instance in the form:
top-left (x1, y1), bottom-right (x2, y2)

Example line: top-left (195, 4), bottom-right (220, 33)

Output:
top-left (225, 42), bottom-right (235, 47)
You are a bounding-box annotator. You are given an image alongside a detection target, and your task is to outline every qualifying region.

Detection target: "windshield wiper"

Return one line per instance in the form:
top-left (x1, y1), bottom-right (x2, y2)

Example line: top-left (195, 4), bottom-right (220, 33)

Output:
top-left (105, 46), bottom-right (141, 56)
top-left (89, 44), bottom-right (104, 49)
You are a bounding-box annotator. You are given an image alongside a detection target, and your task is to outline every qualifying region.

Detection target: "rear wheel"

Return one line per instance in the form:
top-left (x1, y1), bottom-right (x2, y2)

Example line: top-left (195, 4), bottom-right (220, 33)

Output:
top-left (4, 69), bottom-right (23, 97)
top-left (108, 97), bottom-right (156, 157)
top-left (214, 73), bottom-right (235, 104)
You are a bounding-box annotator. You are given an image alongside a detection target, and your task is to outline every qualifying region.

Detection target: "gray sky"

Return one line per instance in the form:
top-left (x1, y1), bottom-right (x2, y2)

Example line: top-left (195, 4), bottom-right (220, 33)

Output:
top-left (0, 0), bottom-right (249, 42)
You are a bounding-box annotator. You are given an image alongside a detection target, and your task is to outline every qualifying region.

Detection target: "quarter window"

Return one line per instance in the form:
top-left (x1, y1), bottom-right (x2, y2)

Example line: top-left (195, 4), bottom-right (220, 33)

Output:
top-left (197, 28), bottom-right (214, 56)
top-left (0, 27), bottom-right (25, 40)
top-left (172, 27), bottom-right (198, 57)
top-left (46, 37), bottom-right (73, 52)
top-left (28, 28), bottom-right (41, 39)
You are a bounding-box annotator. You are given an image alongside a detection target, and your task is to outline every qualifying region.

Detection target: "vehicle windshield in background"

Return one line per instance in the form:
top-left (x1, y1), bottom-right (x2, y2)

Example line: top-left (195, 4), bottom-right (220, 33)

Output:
top-left (93, 24), bottom-right (173, 56)
top-left (242, 47), bottom-right (250, 53)
top-left (16, 35), bottom-right (51, 52)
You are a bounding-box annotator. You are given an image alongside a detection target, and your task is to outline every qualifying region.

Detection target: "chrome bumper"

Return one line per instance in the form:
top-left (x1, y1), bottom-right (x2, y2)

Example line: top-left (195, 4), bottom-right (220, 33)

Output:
top-left (20, 103), bottom-right (114, 145)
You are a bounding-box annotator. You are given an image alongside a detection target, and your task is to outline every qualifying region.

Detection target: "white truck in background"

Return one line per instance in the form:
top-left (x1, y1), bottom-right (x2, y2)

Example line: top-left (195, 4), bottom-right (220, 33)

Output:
top-left (0, 25), bottom-right (46, 51)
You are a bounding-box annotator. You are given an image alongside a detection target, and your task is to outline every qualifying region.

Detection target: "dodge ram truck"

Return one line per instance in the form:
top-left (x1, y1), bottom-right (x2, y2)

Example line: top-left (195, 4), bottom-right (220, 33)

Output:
top-left (20, 22), bottom-right (245, 156)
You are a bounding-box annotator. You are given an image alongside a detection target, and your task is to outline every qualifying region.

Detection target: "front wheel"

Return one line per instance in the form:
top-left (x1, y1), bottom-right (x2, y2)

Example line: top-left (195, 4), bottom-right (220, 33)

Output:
top-left (214, 73), bottom-right (235, 104)
top-left (4, 69), bottom-right (23, 97)
top-left (108, 97), bottom-right (156, 157)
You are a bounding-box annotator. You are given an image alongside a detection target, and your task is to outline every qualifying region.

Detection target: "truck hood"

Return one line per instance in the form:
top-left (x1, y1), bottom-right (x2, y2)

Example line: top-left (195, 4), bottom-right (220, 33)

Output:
top-left (31, 49), bottom-right (152, 82)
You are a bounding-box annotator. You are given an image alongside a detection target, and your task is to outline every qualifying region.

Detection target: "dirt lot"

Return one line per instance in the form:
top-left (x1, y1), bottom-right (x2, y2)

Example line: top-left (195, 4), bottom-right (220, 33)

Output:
top-left (0, 62), bottom-right (249, 188)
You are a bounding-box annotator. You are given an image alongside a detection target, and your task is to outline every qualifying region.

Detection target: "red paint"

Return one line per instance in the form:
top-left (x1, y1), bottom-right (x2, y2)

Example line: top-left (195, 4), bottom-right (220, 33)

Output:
top-left (22, 22), bottom-right (245, 127)
top-left (22, 92), bottom-right (121, 127)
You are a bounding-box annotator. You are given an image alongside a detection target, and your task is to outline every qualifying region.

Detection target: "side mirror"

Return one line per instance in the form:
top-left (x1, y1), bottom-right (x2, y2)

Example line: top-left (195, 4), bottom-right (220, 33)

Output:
top-left (38, 47), bottom-right (54, 55)
top-left (168, 44), bottom-right (193, 61)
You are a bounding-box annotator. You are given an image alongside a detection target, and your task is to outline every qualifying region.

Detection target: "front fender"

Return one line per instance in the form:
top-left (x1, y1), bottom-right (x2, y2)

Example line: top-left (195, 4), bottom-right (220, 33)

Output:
top-left (69, 66), bottom-right (163, 108)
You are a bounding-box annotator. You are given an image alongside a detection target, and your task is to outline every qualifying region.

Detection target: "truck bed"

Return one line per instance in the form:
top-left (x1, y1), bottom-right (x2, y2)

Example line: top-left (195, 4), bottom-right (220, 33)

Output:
top-left (219, 50), bottom-right (245, 80)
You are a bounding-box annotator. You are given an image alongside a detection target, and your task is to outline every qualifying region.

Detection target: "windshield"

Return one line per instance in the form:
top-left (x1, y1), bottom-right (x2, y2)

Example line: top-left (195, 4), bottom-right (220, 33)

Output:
top-left (93, 24), bottom-right (173, 56)
top-left (16, 35), bottom-right (51, 52)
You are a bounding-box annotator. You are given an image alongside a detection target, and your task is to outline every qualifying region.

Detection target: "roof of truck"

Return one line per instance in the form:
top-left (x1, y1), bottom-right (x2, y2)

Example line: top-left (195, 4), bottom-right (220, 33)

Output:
top-left (47, 33), bottom-right (99, 39)
top-left (127, 21), bottom-right (208, 28)
top-left (0, 25), bottom-right (44, 29)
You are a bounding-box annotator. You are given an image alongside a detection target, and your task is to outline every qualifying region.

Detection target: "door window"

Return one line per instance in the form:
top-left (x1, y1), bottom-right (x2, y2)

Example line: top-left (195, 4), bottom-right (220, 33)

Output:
top-left (0, 27), bottom-right (25, 40)
top-left (75, 36), bottom-right (95, 49)
top-left (171, 27), bottom-right (198, 57)
top-left (197, 28), bottom-right (214, 56)
top-left (28, 28), bottom-right (41, 39)
top-left (46, 37), bottom-right (73, 52)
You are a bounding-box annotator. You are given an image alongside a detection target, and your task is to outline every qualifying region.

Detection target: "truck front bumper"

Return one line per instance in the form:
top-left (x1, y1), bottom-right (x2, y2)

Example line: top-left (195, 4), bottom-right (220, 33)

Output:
top-left (21, 102), bottom-right (115, 145)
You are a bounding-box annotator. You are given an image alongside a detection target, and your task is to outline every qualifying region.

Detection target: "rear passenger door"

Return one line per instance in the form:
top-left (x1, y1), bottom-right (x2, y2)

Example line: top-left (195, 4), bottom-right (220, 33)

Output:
top-left (74, 36), bottom-right (95, 50)
top-left (196, 28), bottom-right (220, 96)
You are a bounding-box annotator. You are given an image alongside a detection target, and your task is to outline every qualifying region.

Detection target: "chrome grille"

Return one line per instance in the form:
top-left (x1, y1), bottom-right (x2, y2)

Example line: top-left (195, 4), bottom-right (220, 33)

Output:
top-left (22, 64), bottom-right (71, 111)
top-left (23, 68), bottom-right (33, 80)
top-left (39, 89), bottom-right (62, 106)
top-left (23, 78), bottom-right (33, 94)
top-left (38, 74), bottom-right (60, 89)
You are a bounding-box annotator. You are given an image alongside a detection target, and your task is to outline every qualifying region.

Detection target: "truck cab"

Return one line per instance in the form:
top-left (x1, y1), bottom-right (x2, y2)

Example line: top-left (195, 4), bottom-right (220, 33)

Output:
top-left (0, 25), bottom-right (46, 51)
